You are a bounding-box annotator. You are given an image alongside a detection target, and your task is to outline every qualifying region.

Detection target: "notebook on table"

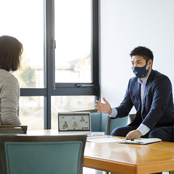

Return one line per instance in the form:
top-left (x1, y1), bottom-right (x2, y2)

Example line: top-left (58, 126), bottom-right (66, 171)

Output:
top-left (119, 138), bottom-right (162, 145)
top-left (58, 112), bottom-right (91, 136)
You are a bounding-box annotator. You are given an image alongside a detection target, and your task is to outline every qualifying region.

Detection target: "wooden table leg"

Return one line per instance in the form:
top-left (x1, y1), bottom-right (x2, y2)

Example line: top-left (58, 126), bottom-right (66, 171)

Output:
top-left (170, 171), bottom-right (174, 174)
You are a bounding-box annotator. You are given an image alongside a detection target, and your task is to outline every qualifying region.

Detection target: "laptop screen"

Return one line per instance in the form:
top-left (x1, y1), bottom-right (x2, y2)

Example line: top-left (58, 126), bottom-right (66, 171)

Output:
top-left (58, 112), bottom-right (91, 132)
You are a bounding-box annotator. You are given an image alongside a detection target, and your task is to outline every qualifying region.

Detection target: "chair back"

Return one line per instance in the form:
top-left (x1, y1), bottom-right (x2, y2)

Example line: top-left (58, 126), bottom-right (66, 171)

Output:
top-left (0, 127), bottom-right (23, 134)
top-left (129, 114), bottom-right (136, 122)
top-left (0, 134), bottom-right (86, 174)
top-left (105, 115), bottom-right (128, 135)
top-left (0, 125), bottom-right (28, 134)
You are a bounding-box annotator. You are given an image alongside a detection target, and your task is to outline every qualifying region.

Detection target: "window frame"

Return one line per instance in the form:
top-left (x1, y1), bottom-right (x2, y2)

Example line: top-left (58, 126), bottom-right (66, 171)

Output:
top-left (20, 0), bottom-right (100, 129)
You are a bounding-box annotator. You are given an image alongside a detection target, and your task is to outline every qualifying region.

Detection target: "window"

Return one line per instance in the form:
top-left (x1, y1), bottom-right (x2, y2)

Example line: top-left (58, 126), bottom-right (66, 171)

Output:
top-left (20, 97), bottom-right (44, 130)
top-left (51, 96), bottom-right (95, 129)
top-left (55, 0), bottom-right (92, 83)
top-left (0, 0), bottom-right (99, 129)
top-left (0, 0), bottom-right (44, 88)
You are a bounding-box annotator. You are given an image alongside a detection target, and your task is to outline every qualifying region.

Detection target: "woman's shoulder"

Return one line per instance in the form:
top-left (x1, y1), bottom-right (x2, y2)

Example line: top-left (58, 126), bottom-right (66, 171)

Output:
top-left (0, 69), bottom-right (18, 84)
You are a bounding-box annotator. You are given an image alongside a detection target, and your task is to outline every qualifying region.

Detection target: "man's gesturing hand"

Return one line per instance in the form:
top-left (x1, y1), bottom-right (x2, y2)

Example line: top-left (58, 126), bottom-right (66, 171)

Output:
top-left (95, 97), bottom-right (112, 115)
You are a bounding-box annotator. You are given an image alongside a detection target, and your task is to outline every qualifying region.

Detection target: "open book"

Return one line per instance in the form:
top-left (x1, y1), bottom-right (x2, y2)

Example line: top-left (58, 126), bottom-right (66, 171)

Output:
top-left (119, 138), bottom-right (162, 145)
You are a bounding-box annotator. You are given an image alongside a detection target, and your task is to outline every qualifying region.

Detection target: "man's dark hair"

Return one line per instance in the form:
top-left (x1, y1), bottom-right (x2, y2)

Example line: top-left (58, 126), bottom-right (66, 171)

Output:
top-left (130, 46), bottom-right (153, 63)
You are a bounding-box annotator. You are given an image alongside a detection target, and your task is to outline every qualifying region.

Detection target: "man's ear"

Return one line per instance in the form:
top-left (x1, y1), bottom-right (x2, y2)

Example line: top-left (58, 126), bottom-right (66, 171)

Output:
top-left (148, 59), bottom-right (153, 67)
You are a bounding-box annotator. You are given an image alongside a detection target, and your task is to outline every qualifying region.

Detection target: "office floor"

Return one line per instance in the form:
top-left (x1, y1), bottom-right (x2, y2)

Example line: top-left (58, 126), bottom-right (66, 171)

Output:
top-left (83, 167), bottom-right (169, 174)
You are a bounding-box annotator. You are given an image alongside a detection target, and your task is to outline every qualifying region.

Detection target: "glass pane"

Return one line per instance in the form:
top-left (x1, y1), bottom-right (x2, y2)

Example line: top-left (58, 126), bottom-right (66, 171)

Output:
top-left (51, 96), bottom-right (95, 129)
top-left (55, 0), bottom-right (92, 83)
top-left (0, 0), bottom-right (44, 88)
top-left (19, 97), bottom-right (44, 130)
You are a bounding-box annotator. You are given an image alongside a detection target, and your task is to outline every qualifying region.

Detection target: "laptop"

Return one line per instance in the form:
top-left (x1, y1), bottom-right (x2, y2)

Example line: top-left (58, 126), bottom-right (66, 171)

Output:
top-left (58, 112), bottom-right (92, 136)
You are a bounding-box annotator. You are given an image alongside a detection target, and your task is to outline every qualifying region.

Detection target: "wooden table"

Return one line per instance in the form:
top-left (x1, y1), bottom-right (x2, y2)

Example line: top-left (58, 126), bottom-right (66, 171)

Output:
top-left (27, 130), bottom-right (174, 174)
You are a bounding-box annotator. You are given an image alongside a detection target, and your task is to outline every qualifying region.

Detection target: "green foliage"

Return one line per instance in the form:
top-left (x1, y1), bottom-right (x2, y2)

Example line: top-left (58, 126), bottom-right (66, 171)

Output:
top-left (14, 56), bottom-right (36, 88)
top-left (19, 66), bottom-right (36, 88)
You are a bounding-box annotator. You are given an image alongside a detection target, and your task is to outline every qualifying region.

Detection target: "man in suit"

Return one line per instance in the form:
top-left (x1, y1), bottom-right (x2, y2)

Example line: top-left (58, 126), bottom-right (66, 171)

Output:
top-left (96, 46), bottom-right (174, 141)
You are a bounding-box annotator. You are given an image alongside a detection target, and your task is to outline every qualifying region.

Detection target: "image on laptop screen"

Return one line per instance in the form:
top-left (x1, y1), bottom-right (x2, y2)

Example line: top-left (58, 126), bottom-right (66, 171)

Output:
top-left (58, 112), bottom-right (91, 133)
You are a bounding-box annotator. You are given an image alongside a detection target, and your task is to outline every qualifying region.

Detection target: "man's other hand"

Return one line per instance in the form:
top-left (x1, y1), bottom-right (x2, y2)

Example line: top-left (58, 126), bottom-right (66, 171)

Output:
top-left (125, 130), bottom-right (142, 140)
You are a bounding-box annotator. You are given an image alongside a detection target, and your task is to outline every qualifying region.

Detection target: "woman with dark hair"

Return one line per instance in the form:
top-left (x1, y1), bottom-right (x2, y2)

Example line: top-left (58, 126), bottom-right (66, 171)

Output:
top-left (0, 35), bottom-right (23, 125)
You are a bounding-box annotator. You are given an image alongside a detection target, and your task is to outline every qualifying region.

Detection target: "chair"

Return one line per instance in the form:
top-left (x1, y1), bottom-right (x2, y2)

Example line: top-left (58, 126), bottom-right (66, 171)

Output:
top-left (0, 134), bottom-right (86, 174)
top-left (105, 115), bottom-right (128, 135)
top-left (0, 127), bottom-right (23, 134)
top-left (129, 113), bottom-right (136, 122)
top-left (0, 125), bottom-right (28, 134)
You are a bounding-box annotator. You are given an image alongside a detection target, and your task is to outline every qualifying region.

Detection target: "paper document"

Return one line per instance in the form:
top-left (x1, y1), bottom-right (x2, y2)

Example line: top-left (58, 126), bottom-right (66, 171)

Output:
top-left (87, 136), bottom-right (121, 143)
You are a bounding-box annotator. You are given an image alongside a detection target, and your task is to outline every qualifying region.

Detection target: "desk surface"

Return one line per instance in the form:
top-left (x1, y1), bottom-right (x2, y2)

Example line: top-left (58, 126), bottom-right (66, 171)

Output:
top-left (27, 130), bottom-right (174, 174)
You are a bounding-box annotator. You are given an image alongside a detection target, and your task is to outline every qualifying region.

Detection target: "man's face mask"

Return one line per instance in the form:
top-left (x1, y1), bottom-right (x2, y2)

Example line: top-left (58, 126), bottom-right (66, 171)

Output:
top-left (132, 61), bottom-right (150, 78)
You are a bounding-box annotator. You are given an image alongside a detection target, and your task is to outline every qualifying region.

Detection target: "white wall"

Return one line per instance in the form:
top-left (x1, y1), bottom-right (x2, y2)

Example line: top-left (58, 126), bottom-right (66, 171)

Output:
top-left (100, 0), bottom-right (174, 113)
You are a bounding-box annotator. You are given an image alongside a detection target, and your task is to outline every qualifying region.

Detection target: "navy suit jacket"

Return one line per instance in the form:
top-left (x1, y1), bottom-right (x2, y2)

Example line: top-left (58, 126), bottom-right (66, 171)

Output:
top-left (115, 69), bottom-right (174, 130)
